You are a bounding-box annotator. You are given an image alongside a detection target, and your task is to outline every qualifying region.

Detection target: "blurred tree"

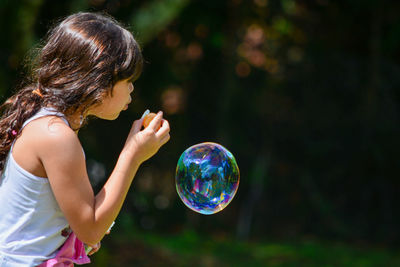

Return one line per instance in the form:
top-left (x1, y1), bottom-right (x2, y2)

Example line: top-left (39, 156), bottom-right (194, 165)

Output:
top-left (130, 0), bottom-right (190, 44)
top-left (0, 0), bottom-right (399, 249)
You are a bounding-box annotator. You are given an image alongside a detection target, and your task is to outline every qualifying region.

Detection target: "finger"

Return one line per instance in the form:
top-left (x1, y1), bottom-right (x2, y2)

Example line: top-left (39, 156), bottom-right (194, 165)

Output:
top-left (160, 133), bottom-right (170, 145)
top-left (147, 111), bottom-right (163, 131)
top-left (88, 248), bottom-right (95, 256)
top-left (156, 119), bottom-right (170, 138)
top-left (88, 242), bottom-right (101, 255)
top-left (130, 118), bottom-right (144, 135)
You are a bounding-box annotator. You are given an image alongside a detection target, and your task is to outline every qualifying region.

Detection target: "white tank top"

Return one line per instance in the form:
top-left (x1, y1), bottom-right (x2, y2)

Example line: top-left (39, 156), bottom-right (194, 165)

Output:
top-left (0, 108), bottom-right (71, 266)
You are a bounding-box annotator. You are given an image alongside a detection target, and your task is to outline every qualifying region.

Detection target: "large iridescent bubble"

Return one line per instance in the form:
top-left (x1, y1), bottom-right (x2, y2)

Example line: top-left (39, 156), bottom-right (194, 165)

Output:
top-left (175, 142), bottom-right (240, 215)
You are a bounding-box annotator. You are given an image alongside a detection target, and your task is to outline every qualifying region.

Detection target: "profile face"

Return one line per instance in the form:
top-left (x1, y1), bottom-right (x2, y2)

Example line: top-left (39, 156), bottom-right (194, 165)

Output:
top-left (88, 79), bottom-right (134, 120)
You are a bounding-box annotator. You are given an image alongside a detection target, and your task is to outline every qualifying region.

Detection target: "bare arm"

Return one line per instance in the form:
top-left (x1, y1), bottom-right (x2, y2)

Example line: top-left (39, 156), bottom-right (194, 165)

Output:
top-left (41, 112), bottom-right (170, 245)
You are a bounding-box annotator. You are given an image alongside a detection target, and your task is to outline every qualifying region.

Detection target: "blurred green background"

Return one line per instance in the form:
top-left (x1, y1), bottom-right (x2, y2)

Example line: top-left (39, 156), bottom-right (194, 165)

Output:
top-left (1, 0), bottom-right (400, 266)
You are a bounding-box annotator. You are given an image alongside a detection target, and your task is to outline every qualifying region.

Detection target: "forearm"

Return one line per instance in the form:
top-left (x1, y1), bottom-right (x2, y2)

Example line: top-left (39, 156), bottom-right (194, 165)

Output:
top-left (91, 151), bottom-right (141, 243)
top-left (81, 115), bottom-right (169, 245)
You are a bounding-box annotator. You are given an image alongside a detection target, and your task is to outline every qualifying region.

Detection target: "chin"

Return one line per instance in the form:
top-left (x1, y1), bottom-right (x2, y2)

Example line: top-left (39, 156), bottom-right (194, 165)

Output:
top-left (100, 112), bottom-right (120, 120)
top-left (109, 114), bottom-right (121, 120)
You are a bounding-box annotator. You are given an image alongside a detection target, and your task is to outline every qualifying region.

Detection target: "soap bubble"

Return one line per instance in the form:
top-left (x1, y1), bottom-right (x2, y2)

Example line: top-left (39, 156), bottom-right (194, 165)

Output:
top-left (175, 142), bottom-right (240, 215)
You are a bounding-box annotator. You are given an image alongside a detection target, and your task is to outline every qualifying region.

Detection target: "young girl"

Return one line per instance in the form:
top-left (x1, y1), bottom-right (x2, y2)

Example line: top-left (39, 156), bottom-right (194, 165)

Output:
top-left (0, 12), bottom-right (170, 266)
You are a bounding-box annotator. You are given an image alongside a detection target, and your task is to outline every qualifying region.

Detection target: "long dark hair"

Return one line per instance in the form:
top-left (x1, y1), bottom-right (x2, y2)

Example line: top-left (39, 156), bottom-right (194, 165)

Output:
top-left (0, 12), bottom-right (143, 171)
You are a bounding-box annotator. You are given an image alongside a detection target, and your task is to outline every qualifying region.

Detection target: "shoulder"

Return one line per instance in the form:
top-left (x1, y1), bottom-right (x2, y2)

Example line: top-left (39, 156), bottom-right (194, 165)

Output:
top-left (21, 115), bottom-right (83, 160)
top-left (12, 115), bottom-right (84, 178)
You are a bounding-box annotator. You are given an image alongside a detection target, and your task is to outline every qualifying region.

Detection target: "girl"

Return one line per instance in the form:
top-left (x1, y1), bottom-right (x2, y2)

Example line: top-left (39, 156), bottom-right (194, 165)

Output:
top-left (0, 12), bottom-right (170, 266)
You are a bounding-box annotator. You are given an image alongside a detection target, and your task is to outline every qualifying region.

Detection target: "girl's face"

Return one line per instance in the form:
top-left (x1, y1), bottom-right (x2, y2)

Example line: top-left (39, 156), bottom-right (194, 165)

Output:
top-left (88, 79), bottom-right (134, 120)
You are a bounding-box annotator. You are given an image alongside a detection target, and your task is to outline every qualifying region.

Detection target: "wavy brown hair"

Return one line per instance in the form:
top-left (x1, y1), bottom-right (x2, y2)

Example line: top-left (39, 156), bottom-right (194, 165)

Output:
top-left (0, 12), bottom-right (143, 171)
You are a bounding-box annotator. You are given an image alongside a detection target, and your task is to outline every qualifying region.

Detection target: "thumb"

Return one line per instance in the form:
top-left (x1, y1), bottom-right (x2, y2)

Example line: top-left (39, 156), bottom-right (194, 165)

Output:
top-left (129, 118), bottom-right (144, 136)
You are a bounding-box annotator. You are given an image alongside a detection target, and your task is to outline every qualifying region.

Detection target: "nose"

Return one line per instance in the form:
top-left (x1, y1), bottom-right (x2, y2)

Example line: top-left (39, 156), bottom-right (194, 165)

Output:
top-left (129, 83), bottom-right (134, 93)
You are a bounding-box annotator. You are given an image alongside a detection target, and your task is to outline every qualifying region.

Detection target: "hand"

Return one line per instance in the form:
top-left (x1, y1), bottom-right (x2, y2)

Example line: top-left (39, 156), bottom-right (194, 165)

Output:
top-left (122, 111), bottom-right (170, 164)
top-left (86, 223), bottom-right (112, 256)
top-left (86, 242), bottom-right (101, 256)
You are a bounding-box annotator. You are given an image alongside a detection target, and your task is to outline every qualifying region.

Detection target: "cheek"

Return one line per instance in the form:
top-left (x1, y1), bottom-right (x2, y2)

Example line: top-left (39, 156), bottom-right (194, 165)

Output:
top-left (96, 99), bottom-right (114, 114)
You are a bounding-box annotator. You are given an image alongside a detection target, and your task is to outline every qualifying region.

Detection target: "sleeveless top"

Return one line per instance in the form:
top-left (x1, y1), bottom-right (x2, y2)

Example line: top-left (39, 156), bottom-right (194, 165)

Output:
top-left (0, 108), bottom-right (72, 266)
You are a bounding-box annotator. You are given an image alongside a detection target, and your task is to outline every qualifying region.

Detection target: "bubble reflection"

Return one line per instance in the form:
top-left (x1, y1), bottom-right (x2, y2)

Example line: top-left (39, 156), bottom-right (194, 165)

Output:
top-left (175, 142), bottom-right (240, 215)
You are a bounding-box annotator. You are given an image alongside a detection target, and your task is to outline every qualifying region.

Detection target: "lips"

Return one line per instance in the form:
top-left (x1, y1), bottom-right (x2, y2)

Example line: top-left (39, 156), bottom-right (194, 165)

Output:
top-left (123, 97), bottom-right (132, 110)
top-left (124, 101), bottom-right (131, 110)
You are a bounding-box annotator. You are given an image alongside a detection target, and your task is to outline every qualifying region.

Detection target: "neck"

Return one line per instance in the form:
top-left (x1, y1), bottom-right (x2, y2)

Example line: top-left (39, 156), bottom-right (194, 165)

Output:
top-left (66, 113), bottom-right (84, 133)
top-left (44, 106), bottom-right (84, 133)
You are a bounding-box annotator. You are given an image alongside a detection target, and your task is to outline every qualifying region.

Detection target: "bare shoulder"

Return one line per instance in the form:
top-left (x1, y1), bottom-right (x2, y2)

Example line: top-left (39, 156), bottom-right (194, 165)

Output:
top-left (12, 116), bottom-right (83, 177)
top-left (22, 116), bottom-right (80, 153)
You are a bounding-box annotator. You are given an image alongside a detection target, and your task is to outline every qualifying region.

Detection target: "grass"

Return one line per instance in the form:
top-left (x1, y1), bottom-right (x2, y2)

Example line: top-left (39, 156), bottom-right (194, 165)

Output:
top-left (89, 227), bottom-right (400, 267)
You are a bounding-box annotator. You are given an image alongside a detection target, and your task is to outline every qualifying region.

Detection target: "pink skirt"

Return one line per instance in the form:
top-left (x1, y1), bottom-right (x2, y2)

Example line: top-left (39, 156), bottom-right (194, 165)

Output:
top-left (38, 233), bottom-right (91, 267)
